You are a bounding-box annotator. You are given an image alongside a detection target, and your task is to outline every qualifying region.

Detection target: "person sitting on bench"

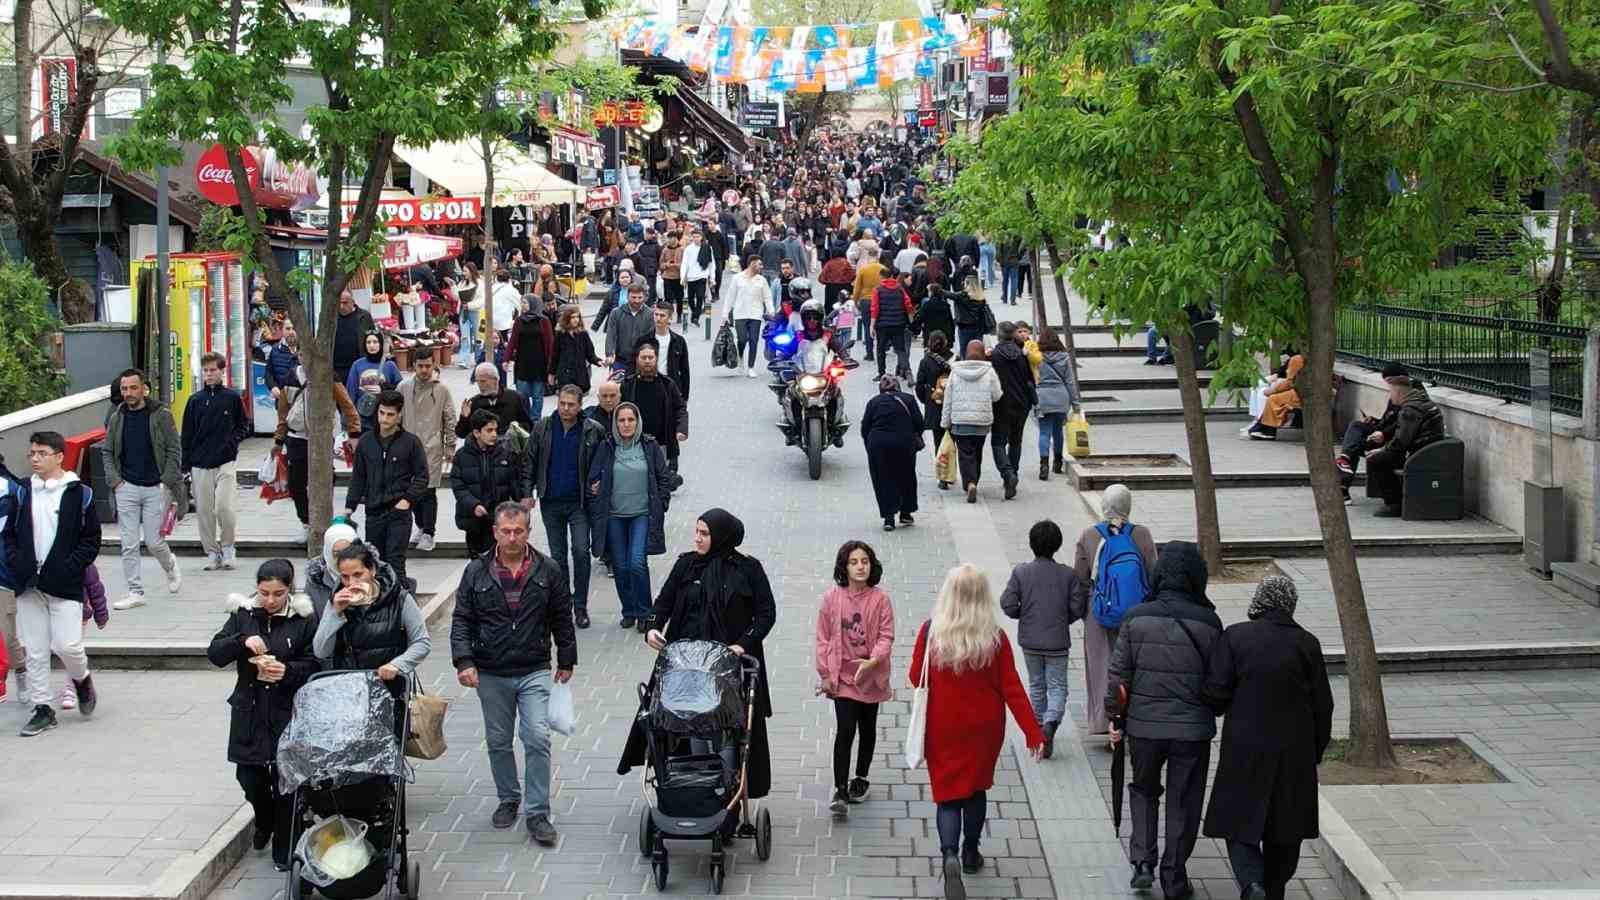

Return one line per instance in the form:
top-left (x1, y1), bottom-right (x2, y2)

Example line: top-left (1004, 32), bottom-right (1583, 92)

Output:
top-left (1333, 362), bottom-right (1410, 503)
top-left (1246, 349), bottom-right (1305, 440)
top-left (1144, 303), bottom-right (1216, 365)
top-left (1362, 370), bottom-right (1446, 518)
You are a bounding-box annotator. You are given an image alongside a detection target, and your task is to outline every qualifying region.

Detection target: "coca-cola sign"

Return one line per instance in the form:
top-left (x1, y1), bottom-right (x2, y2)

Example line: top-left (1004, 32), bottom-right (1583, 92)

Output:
top-left (194, 144), bottom-right (261, 205)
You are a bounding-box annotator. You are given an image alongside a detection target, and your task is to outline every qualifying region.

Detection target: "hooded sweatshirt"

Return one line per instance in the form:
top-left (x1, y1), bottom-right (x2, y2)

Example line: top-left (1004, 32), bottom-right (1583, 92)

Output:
top-left (940, 359), bottom-right (1004, 431)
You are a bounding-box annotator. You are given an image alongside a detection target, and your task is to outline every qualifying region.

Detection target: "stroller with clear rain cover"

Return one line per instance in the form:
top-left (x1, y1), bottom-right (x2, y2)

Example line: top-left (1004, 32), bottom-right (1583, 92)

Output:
top-left (634, 640), bottom-right (772, 893)
top-left (276, 670), bottom-right (418, 900)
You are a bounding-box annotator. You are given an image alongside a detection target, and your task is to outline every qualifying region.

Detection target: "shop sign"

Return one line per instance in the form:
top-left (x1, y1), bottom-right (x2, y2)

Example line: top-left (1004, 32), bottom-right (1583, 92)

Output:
top-left (195, 143), bottom-right (261, 205)
top-left (743, 102), bottom-right (780, 128)
top-left (344, 195), bottom-right (483, 226)
top-left (585, 186), bottom-right (621, 210)
top-left (633, 184), bottom-right (661, 214)
top-left (593, 100), bottom-right (648, 128)
top-left (40, 57), bottom-right (77, 136)
top-left (918, 109), bottom-right (938, 127)
top-left (986, 73), bottom-right (1012, 110)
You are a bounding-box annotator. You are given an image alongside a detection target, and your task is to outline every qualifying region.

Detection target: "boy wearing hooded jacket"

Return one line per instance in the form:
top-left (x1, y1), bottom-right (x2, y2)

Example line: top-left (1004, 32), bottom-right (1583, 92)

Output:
top-left (8, 431), bottom-right (103, 736)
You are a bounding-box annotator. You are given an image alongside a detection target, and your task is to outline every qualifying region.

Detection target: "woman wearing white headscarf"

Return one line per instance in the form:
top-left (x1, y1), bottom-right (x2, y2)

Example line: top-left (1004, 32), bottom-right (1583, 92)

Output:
top-left (1072, 484), bottom-right (1157, 735)
top-left (304, 521), bottom-right (359, 617)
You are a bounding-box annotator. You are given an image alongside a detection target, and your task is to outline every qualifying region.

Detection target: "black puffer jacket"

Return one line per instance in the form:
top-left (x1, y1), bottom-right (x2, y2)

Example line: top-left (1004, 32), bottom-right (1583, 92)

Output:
top-left (449, 437), bottom-right (528, 528)
top-left (450, 547), bottom-right (577, 677)
top-left (990, 340), bottom-right (1037, 415)
top-left (206, 593), bottom-right (320, 765)
top-left (1105, 541), bottom-right (1223, 742)
top-left (1390, 385), bottom-right (1446, 454)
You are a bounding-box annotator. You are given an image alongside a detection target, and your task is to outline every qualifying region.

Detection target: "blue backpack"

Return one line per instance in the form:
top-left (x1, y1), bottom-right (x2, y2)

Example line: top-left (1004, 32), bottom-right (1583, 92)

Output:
top-left (1092, 522), bottom-right (1149, 629)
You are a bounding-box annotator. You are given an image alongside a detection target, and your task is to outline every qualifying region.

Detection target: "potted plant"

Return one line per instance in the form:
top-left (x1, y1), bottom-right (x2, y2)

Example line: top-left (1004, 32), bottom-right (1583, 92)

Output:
top-left (427, 314), bottom-right (454, 365)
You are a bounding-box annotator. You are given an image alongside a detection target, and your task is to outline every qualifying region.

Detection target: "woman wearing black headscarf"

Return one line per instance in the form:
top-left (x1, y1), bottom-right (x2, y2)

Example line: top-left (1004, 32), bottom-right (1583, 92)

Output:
top-left (860, 374), bottom-right (924, 532)
top-left (623, 508), bottom-right (778, 800)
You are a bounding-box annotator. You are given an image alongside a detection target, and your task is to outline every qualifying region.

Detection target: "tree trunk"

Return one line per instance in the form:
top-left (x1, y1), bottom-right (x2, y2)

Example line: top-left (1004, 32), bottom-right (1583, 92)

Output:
top-left (480, 129), bottom-right (498, 366)
top-left (1170, 327), bottom-right (1224, 572)
top-left (1541, 103), bottom-right (1591, 322)
top-left (1028, 245), bottom-right (1049, 330)
top-left (1302, 268), bottom-right (1395, 770)
top-left (1040, 232), bottom-right (1079, 359)
top-left (17, 208), bottom-right (92, 322)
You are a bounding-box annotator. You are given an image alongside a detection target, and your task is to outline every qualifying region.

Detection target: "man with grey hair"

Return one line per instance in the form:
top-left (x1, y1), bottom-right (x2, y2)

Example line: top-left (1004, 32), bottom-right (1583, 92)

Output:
top-left (603, 282), bottom-right (654, 374)
top-left (451, 501), bottom-right (576, 843)
top-left (527, 384), bottom-right (606, 629)
top-left (456, 362), bottom-right (531, 439)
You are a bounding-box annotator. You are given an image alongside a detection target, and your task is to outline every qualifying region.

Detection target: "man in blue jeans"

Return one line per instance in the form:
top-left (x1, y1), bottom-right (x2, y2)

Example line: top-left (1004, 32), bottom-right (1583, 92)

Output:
top-left (527, 385), bottom-right (607, 630)
top-left (451, 503), bottom-right (577, 845)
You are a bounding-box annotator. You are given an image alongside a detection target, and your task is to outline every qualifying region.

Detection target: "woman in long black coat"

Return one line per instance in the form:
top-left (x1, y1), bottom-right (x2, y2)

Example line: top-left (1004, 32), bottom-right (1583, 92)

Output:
top-left (860, 374), bottom-right (925, 532)
top-left (1202, 576), bottom-right (1334, 900)
top-left (207, 559), bottom-right (321, 870)
top-left (621, 509), bottom-right (778, 802)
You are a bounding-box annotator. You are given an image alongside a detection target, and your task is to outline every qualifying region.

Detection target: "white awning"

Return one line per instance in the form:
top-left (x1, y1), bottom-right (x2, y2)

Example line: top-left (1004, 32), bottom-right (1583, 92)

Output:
top-left (394, 140), bottom-right (584, 208)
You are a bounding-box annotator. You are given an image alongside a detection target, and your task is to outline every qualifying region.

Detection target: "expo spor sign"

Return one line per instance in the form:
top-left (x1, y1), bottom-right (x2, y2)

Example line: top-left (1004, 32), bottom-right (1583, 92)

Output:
top-left (342, 196), bottom-right (484, 226)
top-left (593, 101), bottom-right (648, 128)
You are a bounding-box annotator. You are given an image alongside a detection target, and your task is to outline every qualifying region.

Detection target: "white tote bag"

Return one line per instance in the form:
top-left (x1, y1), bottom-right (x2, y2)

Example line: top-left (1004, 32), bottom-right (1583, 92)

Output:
top-left (904, 628), bottom-right (932, 769)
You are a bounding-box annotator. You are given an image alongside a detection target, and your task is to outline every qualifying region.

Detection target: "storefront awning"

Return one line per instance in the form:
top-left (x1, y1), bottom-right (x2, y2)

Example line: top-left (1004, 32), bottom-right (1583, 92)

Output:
top-left (394, 140), bottom-right (584, 207)
top-left (677, 90), bottom-right (750, 157)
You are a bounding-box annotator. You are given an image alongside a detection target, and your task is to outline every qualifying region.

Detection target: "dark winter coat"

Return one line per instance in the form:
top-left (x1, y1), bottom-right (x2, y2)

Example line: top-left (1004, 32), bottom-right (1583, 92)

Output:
top-left (455, 390), bottom-right (532, 439)
top-left (507, 311), bottom-right (555, 383)
top-left (915, 353), bottom-right (951, 433)
top-left (950, 286), bottom-right (989, 330)
top-left (587, 435), bottom-right (673, 558)
top-left (527, 413), bottom-right (606, 506)
top-left (345, 427), bottom-right (429, 513)
top-left (633, 238), bottom-right (662, 281)
top-left (1389, 385), bottom-right (1446, 454)
top-left (860, 390), bottom-right (925, 452)
top-left (181, 384), bottom-right (251, 469)
top-left (1105, 541), bottom-right (1224, 742)
top-left (619, 374), bottom-right (688, 449)
top-left (913, 294), bottom-right (954, 342)
top-left (8, 476), bottom-right (101, 601)
top-left (450, 546), bottom-right (577, 677)
top-left (990, 341), bottom-right (1037, 415)
top-left (449, 437), bottom-right (529, 528)
top-left (638, 330), bottom-right (692, 401)
top-left (551, 330), bottom-right (601, 395)
top-left (206, 593), bottom-right (320, 765)
top-left (1202, 611), bottom-right (1334, 844)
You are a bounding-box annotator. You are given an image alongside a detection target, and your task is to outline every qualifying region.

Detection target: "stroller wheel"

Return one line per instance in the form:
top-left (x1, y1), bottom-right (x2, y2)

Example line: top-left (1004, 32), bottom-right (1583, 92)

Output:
top-left (287, 861), bottom-right (308, 900)
top-left (755, 807), bottom-right (773, 861)
top-left (637, 807), bottom-right (656, 859)
top-left (652, 848), bottom-right (669, 891)
top-left (405, 860), bottom-right (420, 900)
top-left (709, 860), bottom-right (725, 894)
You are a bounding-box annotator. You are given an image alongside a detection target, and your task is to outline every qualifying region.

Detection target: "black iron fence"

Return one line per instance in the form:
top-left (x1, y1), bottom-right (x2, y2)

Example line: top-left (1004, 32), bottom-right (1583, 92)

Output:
top-left (1336, 290), bottom-right (1589, 417)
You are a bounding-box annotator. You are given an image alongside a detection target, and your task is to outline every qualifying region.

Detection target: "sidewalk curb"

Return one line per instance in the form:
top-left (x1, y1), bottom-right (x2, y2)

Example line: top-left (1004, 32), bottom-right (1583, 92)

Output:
top-left (1314, 793), bottom-right (1404, 900)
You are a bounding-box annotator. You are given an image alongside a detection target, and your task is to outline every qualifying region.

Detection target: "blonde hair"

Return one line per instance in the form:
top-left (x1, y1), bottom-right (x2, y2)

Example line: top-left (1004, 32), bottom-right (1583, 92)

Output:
top-left (929, 564), bottom-right (1001, 673)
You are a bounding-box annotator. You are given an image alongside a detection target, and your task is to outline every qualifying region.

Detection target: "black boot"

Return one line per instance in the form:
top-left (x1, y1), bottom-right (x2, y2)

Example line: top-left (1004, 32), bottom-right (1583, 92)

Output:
top-left (961, 842), bottom-right (984, 874)
top-left (941, 849), bottom-right (966, 900)
top-left (1052, 454), bottom-right (1064, 474)
top-left (1039, 457), bottom-right (1049, 481)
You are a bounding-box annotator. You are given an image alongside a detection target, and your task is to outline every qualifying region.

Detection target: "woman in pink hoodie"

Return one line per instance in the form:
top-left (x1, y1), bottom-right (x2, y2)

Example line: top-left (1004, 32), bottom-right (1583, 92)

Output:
top-left (815, 540), bottom-right (895, 818)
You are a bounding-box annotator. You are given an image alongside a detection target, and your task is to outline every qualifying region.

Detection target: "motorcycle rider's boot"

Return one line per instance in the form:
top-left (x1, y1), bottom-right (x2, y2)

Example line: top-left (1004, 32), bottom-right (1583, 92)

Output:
top-left (1039, 457), bottom-right (1050, 481)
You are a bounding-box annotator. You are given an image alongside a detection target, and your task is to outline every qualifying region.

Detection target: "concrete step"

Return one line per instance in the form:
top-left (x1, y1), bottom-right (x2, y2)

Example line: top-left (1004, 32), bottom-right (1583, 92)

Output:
top-left (104, 536), bottom-right (476, 558)
top-left (1073, 344), bottom-right (1145, 358)
top-left (1079, 373), bottom-right (1213, 392)
top-left (1084, 406), bottom-right (1250, 423)
top-left (1553, 562), bottom-right (1600, 608)
top-left (1325, 640), bottom-right (1600, 674)
top-left (1225, 533), bottom-right (1522, 558)
top-left (1071, 468), bottom-right (1367, 492)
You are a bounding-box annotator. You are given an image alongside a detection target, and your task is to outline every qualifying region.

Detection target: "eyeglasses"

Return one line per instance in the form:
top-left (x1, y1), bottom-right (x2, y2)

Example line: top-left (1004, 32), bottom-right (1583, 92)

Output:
top-left (27, 449), bottom-right (61, 458)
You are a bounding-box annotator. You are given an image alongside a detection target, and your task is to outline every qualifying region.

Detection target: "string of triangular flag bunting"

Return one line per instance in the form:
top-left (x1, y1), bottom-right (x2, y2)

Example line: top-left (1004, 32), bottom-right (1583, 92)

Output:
top-left (614, 16), bottom-right (986, 93)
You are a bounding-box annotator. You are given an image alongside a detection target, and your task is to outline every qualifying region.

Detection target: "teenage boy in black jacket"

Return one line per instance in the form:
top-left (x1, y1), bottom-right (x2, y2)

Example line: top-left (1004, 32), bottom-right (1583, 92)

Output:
top-left (344, 391), bottom-right (429, 586)
top-left (182, 352), bottom-right (251, 571)
top-left (8, 430), bottom-right (103, 736)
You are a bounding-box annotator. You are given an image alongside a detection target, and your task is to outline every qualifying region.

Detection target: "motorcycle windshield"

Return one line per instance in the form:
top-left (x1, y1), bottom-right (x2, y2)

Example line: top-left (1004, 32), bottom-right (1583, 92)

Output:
top-left (798, 342), bottom-right (829, 374)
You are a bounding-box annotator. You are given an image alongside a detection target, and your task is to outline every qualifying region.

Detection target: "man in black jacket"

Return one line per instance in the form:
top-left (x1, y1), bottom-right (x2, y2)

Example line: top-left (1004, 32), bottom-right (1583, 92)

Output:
top-left (632, 230), bottom-right (661, 285)
top-left (450, 410), bottom-right (529, 556)
top-left (345, 391), bottom-right (429, 587)
top-left (8, 431), bottom-right (103, 736)
top-left (456, 363), bottom-right (532, 439)
top-left (1106, 541), bottom-right (1223, 900)
top-left (989, 322), bottom-right (1037, 500)
top-left (527, 386), bottom-right (607, 629)
top-left (451, 502), bottom-right (576, 844)
top-left (505, 301), bottom-right (554, 421)
top-left (641, 302), bottom-right (691, 401)
top-left (182, 352), bottom-right (251, 572)
top-left (619, 339), bottom-right (688, 480)
top-left (1359, 371), bottom-right (1447, 517)
top-left (331, 289), bottom-right (377, 387)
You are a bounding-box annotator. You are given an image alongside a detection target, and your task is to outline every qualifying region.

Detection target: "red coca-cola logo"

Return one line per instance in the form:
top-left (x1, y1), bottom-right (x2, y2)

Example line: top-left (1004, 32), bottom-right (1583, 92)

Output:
top-left (194, 144), bottom-right (261, 205)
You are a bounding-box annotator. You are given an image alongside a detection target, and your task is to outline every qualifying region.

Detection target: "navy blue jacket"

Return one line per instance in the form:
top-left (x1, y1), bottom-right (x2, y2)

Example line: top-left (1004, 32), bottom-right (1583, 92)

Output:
top-left (7, 477), bottom-right (101, 601)
top-left (0, 461), bottom-right (23, 591)
top-left (586, 436), bottom-right (673, 559)
top-left (181, 384), bottom-right (251, 469)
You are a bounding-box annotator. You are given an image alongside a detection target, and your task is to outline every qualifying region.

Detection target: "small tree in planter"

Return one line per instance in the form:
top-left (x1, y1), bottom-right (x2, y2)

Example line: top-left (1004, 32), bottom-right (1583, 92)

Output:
top-left (0, 262), bottom-right (67, 415)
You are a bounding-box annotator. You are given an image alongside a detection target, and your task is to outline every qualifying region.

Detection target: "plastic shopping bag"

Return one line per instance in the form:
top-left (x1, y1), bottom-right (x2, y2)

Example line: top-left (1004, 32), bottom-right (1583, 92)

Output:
top-left (547, 681), bottom-right (576, 736)
top-left (294, 815), bottom-right (373, 887)
top-left (934, 433), bottom-right (957, 484)
top-left (159, 502), bottom-right (178, 537)
top-left (257, 446), bottom-right (278, 483)
top-left (259, 446), bottom-right (292, 503)
top-left (1067, 409), bottom-right (1091, 459)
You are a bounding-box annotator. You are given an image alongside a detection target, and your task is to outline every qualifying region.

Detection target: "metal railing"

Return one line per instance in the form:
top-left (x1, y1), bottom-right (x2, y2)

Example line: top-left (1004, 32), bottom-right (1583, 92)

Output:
top-left (1336, 293), bottom-right (1588, 417)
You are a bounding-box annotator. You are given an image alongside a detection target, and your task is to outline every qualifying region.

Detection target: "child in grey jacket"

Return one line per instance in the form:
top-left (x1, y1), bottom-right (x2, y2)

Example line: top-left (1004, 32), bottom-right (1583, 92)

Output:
top-left (1000, 519), bottom-right (1084, 758)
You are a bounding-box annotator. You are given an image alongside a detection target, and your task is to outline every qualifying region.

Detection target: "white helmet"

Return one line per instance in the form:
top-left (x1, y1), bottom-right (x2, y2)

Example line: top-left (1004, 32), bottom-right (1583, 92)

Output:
top-left (790, 278), bottom-right (814, 301)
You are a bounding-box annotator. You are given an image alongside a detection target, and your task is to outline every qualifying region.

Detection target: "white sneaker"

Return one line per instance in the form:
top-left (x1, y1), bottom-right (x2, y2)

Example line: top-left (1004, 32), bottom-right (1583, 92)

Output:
top-left (294, 523), bottom-right (309, 544)
top-left (202, 552), bottom-right (225, 571)
top-left (112, 594), bottom-right (147, 611)
top-left (221, 547), bottom-right (237, 570)
top-left (747, 367), bottom-right (758, 378)
top-left (410, 528), bottom-right (422, 546)
top-left (417, 533), bottom-right (436, 552)
top-left (59, 683), bottom-right (76, 711)
top-left (167, 567), bottom-right (183, 594)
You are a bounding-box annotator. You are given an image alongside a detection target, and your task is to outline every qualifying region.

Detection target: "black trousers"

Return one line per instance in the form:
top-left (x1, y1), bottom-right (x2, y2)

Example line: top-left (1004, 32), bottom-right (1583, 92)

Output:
top-left (866, 444), bottom-right (919, 518)
top-left (463, 518), bottom-right (494, 557)
top-left (990, 409), bottom-right (1026, 480)
top-left (1227, 839), bottom-right (1302, 900)
top-left (1129, 737), bottom-right (1211, 898)
top-left (664, 278), bottom-right (685, 319)
top-left (1338, 421), bottom-right (1379, 485)
top-left (366, 506), bottom-right (413, 584)
top-left (875, 325), bottom-right (910, 378)
top-left (954, 433), bottom-right (986, 487)
top-left (237, 763), bottom-right (293, 864)
top-left (935, 790), bottom-right (986, 853)
top-left (687, 278), bottom-right (708, 322)
top-left (1367, 446), bottom-right (1406, 506)
top-left (286, 437), bottom-right (309, 525)
top-left (413, 489), bottom-right (438, 537)
top-left (831, 698), bottom-right (880, 789)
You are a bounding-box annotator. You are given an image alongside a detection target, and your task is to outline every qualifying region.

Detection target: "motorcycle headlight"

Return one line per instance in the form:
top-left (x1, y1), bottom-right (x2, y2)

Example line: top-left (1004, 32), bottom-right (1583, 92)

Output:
top-left (798, 374), bottom-right (827, 392)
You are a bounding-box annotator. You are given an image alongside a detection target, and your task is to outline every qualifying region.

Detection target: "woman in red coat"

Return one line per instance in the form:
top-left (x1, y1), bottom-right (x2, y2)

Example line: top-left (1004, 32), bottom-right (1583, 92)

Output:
top-left (910, 563), bottom-right (1044, 900)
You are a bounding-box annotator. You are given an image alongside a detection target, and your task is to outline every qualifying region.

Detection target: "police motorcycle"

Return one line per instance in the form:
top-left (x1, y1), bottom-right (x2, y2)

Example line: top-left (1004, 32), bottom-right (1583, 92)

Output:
top-left (765, 282), bottom-right (857, 480)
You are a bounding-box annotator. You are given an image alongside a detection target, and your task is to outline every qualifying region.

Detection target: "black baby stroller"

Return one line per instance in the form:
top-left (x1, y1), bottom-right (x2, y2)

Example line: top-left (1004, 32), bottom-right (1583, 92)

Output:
top-left (635, 640), bottom-right (772, 893)
top-left (277, 670), bottom-right (417, 900)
